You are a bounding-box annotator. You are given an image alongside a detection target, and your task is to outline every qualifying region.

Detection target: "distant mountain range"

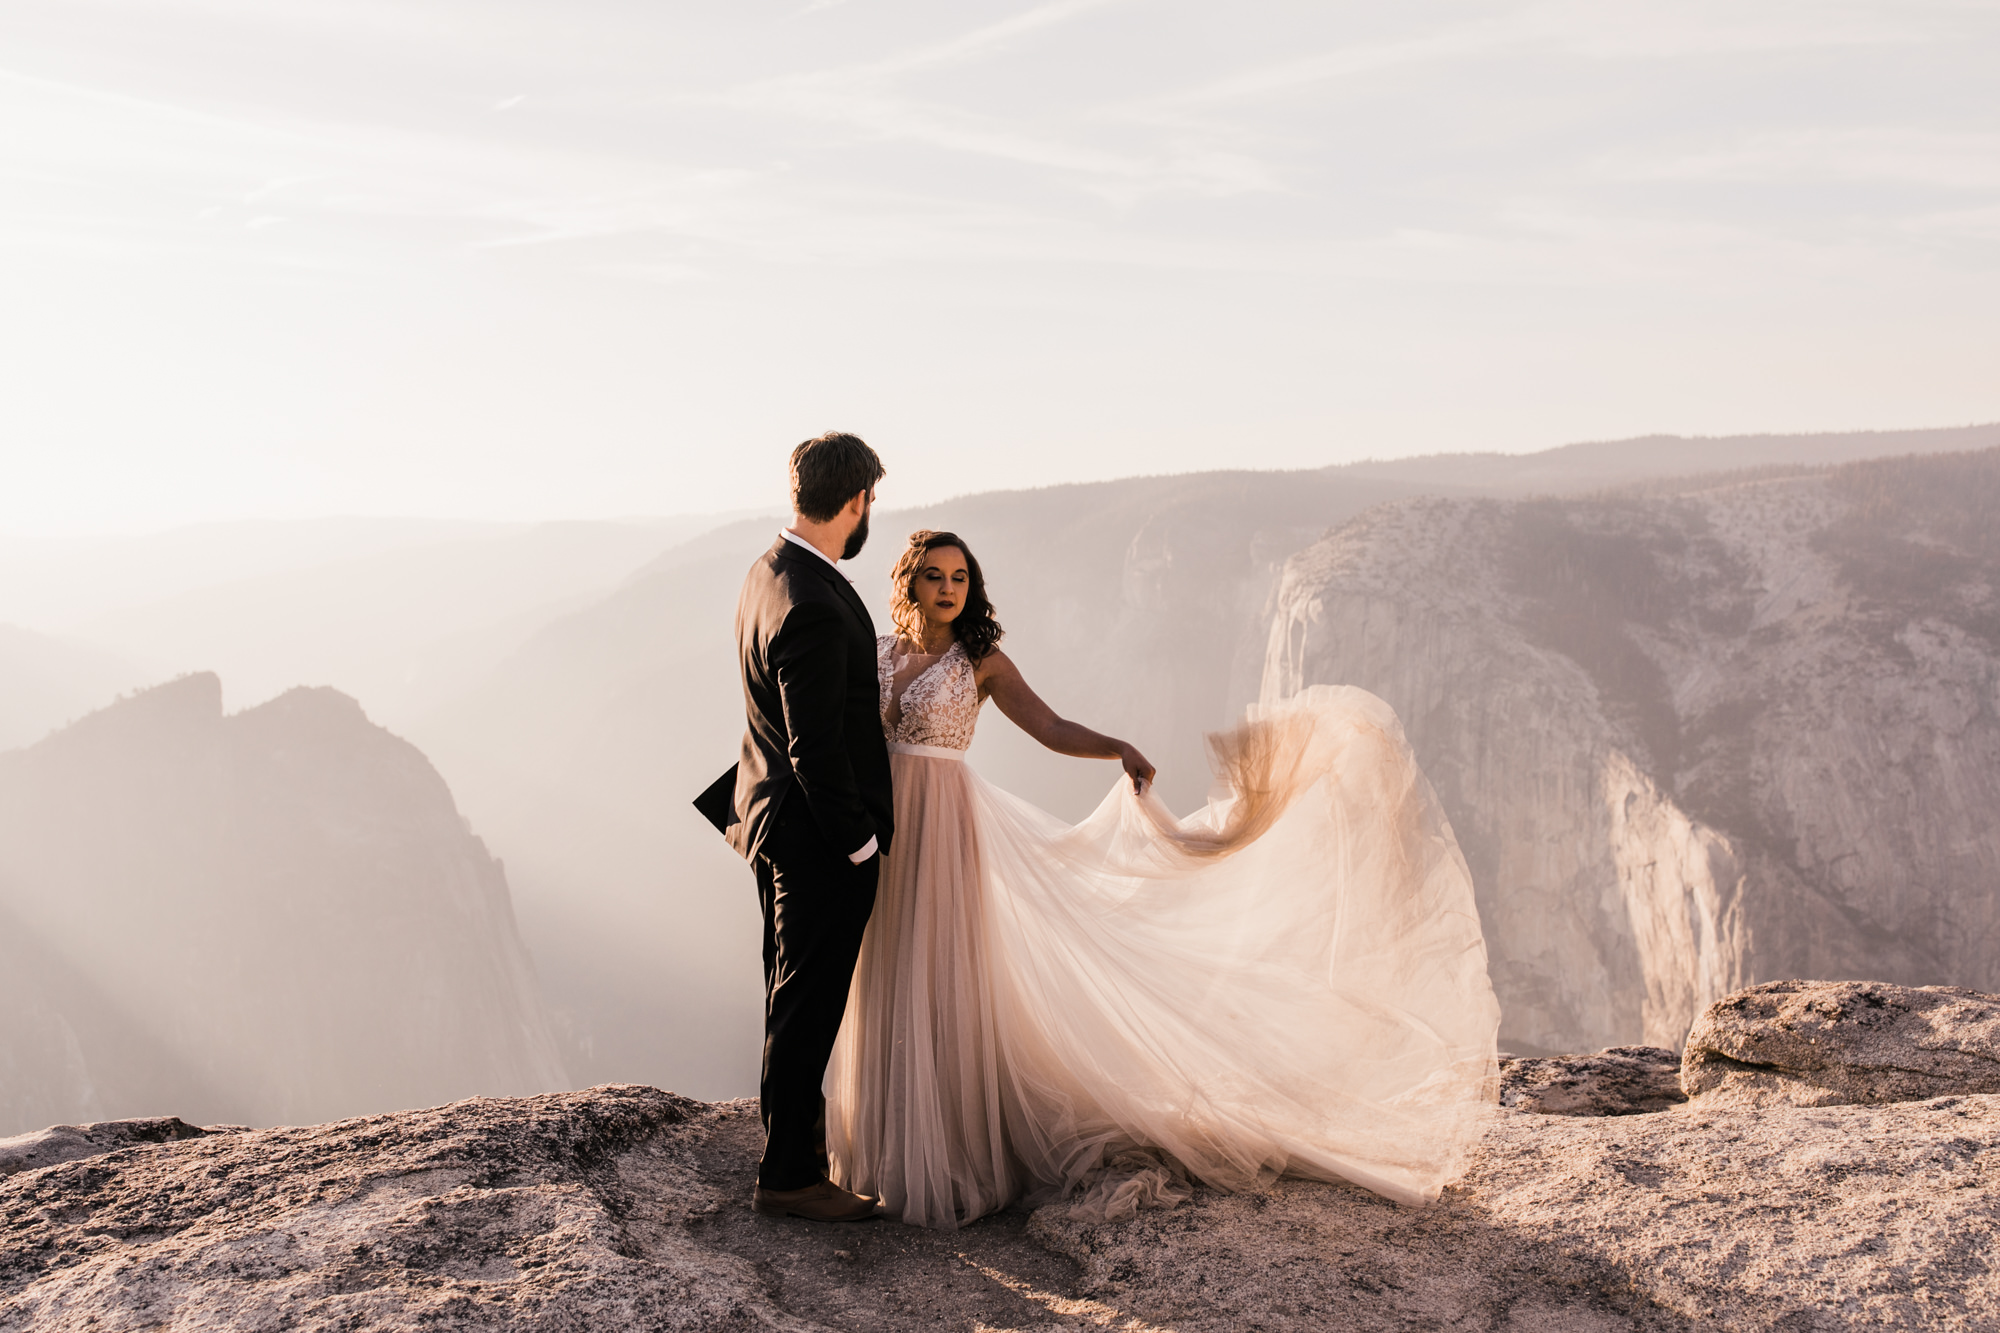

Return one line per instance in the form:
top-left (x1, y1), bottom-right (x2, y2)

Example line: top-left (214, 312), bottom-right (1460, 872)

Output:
top-left (1338, 423), bottom-right (2000, 493)
top-left (0, 513), bottom-right (747, 742)
top-left (0, 674), bottom-right (565, 1136)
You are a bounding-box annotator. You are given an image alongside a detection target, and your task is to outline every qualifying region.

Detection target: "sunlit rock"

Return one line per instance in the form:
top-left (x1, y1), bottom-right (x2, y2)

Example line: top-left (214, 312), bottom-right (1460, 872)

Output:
top-left (1683, 979), bottom-right (2000, 1108)
top-left (5, 1051), bottom-right (1998, 1331)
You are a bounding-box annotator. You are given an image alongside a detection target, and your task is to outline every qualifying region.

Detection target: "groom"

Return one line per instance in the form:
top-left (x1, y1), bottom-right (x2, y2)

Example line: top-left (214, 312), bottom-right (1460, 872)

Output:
top-left (695, 431), bottom-right (892, 1222)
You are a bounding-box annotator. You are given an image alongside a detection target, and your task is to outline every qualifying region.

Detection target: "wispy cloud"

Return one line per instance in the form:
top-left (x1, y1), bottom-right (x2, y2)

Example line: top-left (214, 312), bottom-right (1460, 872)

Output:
top-left (2, 0), bottom-right (1996, 531)
top-left (827, 0), bottom-right (1128, 79)
top-left (710, 0), bottom-right (1284, 201)
top-left (1528, 0), bottom-right (1948, 58)
top-left (1157, 20), bottom-right (1526, 108)
top-left (1601, 129), bottom-right (2000, 191)
top-left (9, 0), bottom-right (1994, 281)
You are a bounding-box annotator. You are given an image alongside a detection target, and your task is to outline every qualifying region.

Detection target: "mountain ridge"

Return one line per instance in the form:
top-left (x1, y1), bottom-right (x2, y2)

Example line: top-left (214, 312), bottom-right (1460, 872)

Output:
top-left (0, 674), bottom-right (567, 1136)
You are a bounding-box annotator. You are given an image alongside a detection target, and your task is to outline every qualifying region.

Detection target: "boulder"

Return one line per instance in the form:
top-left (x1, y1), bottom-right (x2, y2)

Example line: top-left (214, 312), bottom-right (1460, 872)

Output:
top-left (0, 1117), bottom-right (213, 1177)
top-left (1499, 1047), bottom-right (1686, 1116)
top-left (1682, 979), bottom-right (2000, 1107)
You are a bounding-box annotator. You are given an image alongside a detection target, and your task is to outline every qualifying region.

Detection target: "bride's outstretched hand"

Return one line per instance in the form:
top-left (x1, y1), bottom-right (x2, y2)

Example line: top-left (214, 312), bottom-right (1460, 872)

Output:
top-left (977, 649), bottom-right (1157, 792)
top-left (1118, 743), bottom-right (1157, 794)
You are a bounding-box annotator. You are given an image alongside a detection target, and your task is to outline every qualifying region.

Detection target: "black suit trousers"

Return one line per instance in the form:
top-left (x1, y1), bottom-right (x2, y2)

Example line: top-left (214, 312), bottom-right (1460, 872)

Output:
top-left (754, 799), bottom-right (878, 1191)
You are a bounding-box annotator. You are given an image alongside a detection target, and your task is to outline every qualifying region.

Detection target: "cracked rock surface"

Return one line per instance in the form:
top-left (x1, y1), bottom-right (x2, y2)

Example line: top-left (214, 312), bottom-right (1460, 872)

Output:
top-left (4, 1078), bottom-right (1998, 1331)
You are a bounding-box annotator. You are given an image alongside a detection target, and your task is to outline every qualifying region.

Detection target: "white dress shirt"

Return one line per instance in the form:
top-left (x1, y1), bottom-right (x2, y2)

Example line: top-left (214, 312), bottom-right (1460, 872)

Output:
top-left (780, 527), bottom-right (848, 574)
top-left (780, 528), bottom-right (878, 865)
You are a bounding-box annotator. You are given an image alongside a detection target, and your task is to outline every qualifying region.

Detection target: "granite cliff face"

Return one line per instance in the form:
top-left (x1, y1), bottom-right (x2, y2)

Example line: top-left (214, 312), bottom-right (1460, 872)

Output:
top-left (1263, 449), bottom-right (2000, 1053)
top-left (0, 674), bottom-right (567, 1136)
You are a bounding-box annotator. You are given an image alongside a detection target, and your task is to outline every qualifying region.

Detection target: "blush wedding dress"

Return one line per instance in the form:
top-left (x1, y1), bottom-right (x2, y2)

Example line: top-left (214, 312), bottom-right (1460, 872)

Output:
top-left (824, 636), bottom-right (1501, 1230)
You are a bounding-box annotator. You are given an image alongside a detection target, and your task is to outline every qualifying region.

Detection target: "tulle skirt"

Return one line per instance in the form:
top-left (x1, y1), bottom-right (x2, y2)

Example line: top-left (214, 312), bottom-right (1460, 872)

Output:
top-left (824, 685), bottom-right (1501, 1229)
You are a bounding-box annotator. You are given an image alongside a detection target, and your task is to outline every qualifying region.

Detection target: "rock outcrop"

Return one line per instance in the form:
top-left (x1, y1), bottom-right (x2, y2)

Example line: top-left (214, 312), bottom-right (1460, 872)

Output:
top-left (1499, 1047), bottom-right (1686, 1116)
top-left (3, 1077), bottom-right (1996, 1331)
top-left (1682, 979), bottom-right (2000, 1108)
top-left (0, 1117), bottom-right (212, 1178)
top-left (0, 674), bottom-right (567, 1136)
top-left (1263, 448), bottom-right (2000, 1054)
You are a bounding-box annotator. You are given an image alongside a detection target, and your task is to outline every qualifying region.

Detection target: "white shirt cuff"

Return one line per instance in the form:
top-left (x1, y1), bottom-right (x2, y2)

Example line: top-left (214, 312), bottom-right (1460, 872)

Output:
top-left (849, 835), bottom-right (878, 864)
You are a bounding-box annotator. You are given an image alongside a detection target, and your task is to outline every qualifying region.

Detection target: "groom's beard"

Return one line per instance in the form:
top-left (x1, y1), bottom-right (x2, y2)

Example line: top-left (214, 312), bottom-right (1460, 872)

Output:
top-left (842, 507), bottom-right (871, 560)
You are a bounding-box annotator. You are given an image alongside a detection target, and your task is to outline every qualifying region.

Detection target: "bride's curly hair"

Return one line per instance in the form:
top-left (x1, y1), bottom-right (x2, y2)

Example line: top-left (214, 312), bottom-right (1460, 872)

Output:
top-left (889, 530), bottom-right (1004, 663)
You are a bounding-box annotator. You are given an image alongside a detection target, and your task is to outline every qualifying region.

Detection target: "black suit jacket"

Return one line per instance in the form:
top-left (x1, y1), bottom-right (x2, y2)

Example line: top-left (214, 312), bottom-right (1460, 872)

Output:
top-left (703, 537), bottom-right (893, 865)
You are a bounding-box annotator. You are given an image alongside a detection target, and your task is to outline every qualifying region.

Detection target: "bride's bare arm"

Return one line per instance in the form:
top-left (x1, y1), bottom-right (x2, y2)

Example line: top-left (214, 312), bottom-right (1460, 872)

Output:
top-left (976, 650), bottom-right (1157, 791)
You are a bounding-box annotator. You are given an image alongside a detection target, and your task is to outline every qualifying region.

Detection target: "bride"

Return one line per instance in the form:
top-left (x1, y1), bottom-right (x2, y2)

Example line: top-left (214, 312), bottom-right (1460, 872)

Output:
top-left (825, 529), bottom-right (1501, 1230)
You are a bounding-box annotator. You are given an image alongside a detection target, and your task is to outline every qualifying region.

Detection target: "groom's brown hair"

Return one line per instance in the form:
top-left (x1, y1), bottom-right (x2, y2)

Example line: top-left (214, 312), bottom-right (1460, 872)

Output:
top-left (790, 432), bottom-right (886, 521)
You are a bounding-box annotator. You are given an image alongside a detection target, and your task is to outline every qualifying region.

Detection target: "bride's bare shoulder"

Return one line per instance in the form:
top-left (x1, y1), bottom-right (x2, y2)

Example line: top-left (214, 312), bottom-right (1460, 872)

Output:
top-left (972, 646), bottom-right (1021, 687)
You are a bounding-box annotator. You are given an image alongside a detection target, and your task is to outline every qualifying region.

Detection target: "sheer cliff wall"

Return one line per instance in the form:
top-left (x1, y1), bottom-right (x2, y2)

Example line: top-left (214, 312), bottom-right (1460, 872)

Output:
top-left (1262, 450), bottom-right (2000, 1052)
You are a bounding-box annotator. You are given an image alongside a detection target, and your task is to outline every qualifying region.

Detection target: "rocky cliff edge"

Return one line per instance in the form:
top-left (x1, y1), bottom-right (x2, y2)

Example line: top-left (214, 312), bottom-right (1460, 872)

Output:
top-left (3, 981), bottom-right (1997, 1332)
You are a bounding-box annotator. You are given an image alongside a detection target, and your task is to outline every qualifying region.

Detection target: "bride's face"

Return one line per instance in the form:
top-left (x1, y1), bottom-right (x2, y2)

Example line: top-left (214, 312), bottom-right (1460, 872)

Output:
top-left (911, 546), bottom-right (970, 628)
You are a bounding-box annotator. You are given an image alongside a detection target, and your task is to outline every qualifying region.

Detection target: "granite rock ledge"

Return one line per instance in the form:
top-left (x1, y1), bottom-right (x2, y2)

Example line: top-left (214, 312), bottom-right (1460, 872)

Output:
top-left (3, 1070), bottom-right (1996, 1330)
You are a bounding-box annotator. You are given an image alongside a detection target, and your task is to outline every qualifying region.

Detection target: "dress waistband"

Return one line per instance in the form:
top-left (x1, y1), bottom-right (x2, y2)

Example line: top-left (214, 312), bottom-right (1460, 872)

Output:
top-left (888, 741), bottom-right (966, 761)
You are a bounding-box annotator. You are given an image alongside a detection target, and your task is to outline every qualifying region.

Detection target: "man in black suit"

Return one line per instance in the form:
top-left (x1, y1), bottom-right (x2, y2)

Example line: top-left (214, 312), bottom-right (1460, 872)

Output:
top-left (697, 431), bottom-right (892, 1222)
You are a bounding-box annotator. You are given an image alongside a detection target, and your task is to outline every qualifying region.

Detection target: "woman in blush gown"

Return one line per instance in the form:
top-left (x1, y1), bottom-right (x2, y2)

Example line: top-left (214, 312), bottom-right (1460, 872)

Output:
top-left (824, 529), bottom-right (1501, 1230)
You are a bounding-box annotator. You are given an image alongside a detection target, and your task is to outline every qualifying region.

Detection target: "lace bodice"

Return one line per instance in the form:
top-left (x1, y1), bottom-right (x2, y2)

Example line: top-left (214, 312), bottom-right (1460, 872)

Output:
top-left (878, 636), bottom-right (981, 751)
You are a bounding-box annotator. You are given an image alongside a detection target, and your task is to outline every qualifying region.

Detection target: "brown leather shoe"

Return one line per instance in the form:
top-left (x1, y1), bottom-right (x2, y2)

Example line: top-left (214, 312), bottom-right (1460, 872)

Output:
top-left (752, 1178), bottom-right (879, 1222)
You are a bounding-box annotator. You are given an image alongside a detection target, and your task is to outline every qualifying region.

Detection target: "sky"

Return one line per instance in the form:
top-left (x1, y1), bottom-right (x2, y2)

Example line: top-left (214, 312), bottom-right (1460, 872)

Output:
top-left (3, 0), bottom-right (1997, 535)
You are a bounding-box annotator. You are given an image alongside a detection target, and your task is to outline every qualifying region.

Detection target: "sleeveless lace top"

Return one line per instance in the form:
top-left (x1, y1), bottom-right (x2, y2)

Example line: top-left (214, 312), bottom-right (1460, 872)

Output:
top-left (878, 636), bottom-right (981, 751)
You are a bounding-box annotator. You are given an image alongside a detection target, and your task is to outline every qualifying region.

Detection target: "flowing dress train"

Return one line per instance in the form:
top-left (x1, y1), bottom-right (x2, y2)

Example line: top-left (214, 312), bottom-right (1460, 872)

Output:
top-left (825, 637), bottom-right (1501, 1229)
